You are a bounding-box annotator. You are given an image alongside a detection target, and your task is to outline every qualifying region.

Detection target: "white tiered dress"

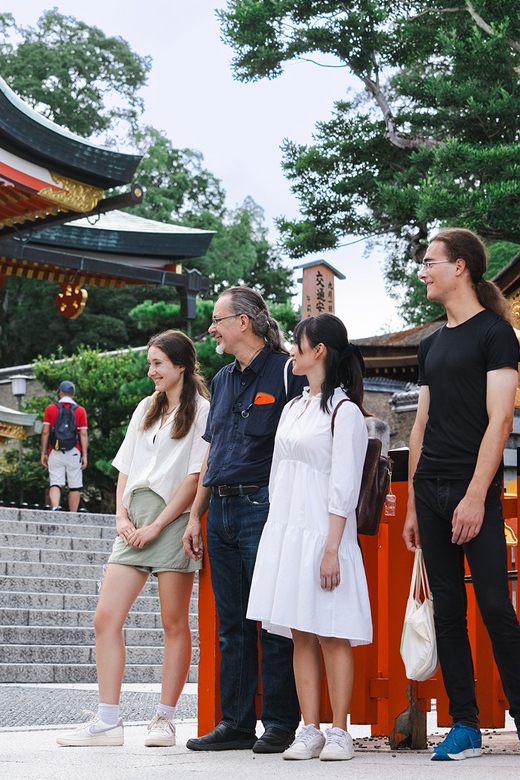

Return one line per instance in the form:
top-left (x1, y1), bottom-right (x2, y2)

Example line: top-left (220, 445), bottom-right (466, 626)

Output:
top-left (247, 386), bottom-right (373, 644)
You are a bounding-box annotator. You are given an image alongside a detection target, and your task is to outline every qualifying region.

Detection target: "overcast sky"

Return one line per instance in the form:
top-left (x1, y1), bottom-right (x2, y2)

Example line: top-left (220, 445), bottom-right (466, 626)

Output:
top-left (12, 1), bottom-right (406, 338)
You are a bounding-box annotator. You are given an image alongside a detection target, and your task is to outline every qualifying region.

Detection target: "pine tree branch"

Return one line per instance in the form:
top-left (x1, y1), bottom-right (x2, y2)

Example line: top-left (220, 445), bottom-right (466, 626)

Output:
top-left (410, 2), bottom-right (520, 53)
top-left (336, 2), bottom-right (442, 149)
top-left (466, 0), bottom-right (520, 53)
top-left (357, 69), bottom-right (442, 149)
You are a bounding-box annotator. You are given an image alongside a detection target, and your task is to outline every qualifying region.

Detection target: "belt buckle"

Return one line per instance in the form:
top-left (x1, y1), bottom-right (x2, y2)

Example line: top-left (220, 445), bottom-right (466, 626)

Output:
top-left (217, 485), bottom-right (228, 497)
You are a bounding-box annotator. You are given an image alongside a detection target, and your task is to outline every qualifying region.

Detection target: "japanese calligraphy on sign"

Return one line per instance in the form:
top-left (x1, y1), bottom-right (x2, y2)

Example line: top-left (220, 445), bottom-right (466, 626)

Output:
top-left (300, 262), bottom-right (343, 318)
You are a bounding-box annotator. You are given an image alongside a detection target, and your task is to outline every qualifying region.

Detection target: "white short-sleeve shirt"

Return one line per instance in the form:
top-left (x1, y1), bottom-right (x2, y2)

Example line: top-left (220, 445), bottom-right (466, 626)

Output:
top-left (112, 393), bottom-right (209, 509)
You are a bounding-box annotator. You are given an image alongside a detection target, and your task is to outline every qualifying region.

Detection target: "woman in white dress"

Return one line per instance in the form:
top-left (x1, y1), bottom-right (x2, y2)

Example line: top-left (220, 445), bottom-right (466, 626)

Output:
top-left (247, 313), bottom-right (372, 761)
top-left (56, 330), bottom-right (209, 749)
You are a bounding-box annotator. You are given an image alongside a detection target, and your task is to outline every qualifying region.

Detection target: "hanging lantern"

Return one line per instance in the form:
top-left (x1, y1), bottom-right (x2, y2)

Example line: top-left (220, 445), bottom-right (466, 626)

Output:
top-left (56, 281), bottom-right (88, 319)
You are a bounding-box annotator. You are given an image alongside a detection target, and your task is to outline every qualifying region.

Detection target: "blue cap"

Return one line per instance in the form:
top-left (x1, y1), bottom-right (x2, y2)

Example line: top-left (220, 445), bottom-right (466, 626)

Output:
top-left (58, 381), bottom-right (75, 395)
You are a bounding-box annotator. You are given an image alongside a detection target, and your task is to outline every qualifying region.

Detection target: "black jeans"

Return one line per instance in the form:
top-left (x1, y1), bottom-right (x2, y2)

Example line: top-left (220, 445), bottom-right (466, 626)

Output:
top-left (414, 478), bottom-right (520, 729)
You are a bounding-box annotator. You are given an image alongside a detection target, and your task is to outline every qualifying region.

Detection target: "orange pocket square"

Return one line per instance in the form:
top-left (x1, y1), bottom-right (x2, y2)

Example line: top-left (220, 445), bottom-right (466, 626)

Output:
top-left (254, 392), bottom-right (276, 405)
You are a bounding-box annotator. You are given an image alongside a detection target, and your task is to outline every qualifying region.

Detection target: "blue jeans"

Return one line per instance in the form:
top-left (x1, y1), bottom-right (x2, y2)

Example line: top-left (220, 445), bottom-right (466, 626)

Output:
top-left (414, 478), bottom-right (520, 729)
top-left (206, 487), bottom-right (300, 734)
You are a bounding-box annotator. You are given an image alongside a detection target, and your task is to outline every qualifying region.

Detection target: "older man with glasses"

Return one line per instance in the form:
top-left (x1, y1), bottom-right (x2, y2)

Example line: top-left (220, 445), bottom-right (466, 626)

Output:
top-left (183, 286), bottom-right (305, 754)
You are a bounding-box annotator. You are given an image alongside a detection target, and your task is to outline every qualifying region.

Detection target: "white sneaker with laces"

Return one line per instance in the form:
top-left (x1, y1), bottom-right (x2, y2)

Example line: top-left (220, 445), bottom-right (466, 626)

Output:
top-left (144, 712), bottom-right (176, 747)
top-left (56, 713), bottom-right (124, 746)
top-left (320, 727), bottom-right (355, 761)
top-left (282, 724), bottom-right (325, 760)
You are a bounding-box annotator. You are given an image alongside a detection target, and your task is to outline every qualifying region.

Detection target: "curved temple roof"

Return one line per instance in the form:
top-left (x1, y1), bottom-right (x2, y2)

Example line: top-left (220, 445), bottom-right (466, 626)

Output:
top-left (0, 77), bottom-right (141, 189)
top-left (32, 210), bottom-right (214, 260)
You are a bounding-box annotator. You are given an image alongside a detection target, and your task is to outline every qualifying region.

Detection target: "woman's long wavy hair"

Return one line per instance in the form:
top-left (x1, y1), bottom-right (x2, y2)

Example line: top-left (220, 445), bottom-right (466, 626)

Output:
top-left (220, 286), bottom-right (288, 353)
top-left (430, 228), bottom-right (512, 322)
top-left (142, 329), bottom-right (209, 439)
top-left (293, 314), bottom-right (370, 416)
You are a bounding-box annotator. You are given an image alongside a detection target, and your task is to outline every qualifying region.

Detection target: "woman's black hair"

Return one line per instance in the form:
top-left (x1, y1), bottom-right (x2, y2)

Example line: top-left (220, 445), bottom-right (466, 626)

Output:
top-left (293, 313), bottom-right (369, 416)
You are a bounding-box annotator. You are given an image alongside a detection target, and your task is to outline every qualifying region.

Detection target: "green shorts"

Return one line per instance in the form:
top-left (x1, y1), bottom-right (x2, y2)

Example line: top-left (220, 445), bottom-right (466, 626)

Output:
top-left (108, 487), bottom-right (202, 575)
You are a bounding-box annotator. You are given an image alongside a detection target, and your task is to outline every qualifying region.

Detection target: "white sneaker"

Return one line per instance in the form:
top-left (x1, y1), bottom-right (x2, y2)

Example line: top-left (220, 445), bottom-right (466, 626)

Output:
top-left (282, 724), bottom-right (325, 760)
top-left (144, 712), bottom-right (176, 747)
top-left (56, 713), bottom-right (124, 746)
top-left (320, 727), bottom-right (355, 761)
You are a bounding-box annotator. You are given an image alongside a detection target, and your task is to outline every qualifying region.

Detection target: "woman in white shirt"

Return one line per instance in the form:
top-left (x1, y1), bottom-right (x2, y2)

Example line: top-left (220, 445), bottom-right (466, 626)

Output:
top-left (247, 313), bottom-right (372, 762)
top-left (57, 330), bottom-right (209, 749)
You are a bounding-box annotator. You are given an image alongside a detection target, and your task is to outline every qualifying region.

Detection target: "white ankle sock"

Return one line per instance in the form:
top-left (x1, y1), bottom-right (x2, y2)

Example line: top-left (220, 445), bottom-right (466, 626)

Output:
top-left (156, 703), bottom-right (176, 720)
top-left (98, 703), bottom-right (119, 725)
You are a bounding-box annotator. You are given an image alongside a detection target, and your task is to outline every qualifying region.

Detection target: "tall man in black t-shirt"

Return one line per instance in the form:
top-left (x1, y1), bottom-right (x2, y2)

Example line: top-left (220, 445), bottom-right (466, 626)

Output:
top-left (403, 228), bottom-right (520, 761)
top-left (183, 287), bottom-right (304, 753)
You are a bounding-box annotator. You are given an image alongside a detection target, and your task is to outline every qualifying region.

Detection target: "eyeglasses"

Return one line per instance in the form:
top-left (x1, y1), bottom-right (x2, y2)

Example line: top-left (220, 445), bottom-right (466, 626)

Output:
top-left (419, 260), bottom-right (452, 271)
top-left (211, 313), bottom-right (241, 326)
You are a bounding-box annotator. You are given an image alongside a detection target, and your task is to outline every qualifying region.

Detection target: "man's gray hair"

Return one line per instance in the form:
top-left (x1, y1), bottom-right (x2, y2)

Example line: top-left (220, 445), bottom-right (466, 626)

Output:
top-left (221, 287), bottom-right (288, 353)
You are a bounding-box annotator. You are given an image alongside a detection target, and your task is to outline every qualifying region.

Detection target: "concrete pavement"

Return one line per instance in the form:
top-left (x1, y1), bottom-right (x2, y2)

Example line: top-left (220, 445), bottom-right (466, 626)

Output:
top-left (0, 683), bottom-right (518, 780)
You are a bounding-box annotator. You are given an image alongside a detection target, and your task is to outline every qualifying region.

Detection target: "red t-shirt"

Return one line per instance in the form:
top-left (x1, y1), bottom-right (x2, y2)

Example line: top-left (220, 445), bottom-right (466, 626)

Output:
top-left (43, 400), bottom-right (88, 453)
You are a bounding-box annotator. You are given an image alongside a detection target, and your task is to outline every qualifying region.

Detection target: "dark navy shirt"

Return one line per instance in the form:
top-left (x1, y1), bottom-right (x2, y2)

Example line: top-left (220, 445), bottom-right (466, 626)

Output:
top-left (203, 347), bottom-right (307, 486)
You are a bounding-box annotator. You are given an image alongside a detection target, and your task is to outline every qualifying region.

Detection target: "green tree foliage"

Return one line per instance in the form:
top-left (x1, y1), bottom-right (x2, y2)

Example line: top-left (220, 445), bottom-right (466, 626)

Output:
top-left (0, 277), bottom-right (180, 367)
top-left (0, 9), bottom-right (150, 137)
top-left (219, 1), bottom-right (520, 323)
top-left (0, 447), bottom-right (49, 509)
top-left (131, 127), bottom-right (227, 222)
top-left (131, 127), bottom-right (294, 299)
top-left (0, 12), bottom-right (297, 371)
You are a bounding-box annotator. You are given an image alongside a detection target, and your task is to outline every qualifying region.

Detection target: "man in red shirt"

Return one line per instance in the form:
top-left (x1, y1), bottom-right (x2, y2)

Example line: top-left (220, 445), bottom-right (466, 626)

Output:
top-left (40, 381), bottom-right (88, 512)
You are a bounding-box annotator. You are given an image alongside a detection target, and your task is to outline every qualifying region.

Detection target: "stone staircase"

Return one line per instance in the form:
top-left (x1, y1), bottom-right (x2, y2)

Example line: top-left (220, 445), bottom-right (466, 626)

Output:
top-left (0, 507), bottom-right (199, 684)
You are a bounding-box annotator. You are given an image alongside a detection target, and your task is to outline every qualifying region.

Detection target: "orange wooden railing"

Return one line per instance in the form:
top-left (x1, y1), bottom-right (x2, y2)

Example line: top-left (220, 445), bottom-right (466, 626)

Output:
top-left (197, 449), bottom-right (519, 736)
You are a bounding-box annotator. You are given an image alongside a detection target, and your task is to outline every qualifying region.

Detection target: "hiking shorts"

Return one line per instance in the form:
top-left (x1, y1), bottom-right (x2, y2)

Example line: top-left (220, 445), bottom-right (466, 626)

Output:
top-left (48, 448), bottom-right (83, 490)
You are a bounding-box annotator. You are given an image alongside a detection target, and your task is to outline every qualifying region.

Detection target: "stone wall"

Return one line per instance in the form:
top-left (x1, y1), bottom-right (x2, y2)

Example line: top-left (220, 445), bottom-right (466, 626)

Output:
top-left (364, 390), bottom-right (415, 450)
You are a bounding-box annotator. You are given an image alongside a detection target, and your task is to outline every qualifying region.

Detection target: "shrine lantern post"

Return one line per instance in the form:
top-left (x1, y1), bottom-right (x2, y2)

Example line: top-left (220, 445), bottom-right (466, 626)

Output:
top-left (296, 259), bottom-right (346, 317)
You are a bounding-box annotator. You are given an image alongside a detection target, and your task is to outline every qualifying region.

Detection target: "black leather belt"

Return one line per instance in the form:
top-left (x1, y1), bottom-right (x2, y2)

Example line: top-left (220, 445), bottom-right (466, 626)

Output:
top-left (211, 483), bottom-right (268, 497)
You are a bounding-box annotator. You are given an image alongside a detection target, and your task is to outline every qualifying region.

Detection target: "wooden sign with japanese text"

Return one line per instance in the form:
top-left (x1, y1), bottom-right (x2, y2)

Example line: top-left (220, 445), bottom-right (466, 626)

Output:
top-left (302, 263), bottom-right (336, 318)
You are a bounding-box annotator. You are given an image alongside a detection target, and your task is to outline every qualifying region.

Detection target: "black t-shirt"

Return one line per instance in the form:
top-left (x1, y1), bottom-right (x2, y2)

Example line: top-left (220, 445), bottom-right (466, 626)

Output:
top-left (415, 309), bottom-right (519, 480)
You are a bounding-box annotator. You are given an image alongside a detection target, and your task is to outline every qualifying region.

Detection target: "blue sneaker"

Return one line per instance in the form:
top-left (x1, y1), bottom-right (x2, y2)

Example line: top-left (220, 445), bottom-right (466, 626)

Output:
top-left (432, 723), bottom-right (482, 761)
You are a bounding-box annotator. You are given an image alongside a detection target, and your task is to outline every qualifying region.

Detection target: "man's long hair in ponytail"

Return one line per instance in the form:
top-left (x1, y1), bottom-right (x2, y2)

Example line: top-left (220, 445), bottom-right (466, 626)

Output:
top-left (431, 228), bottom-right (512, 322)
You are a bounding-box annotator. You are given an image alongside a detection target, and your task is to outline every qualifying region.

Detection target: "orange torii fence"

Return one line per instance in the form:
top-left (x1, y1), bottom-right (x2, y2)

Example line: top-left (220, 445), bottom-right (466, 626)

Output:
top-left (196, 449), bottom-right (518, 742)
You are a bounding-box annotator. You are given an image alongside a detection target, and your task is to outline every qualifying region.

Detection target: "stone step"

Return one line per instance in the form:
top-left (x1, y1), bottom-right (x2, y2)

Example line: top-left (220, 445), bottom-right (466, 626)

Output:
top-left (0, 574), bottom-right (160, 596)
top-left (0, 606), bottom-right (198, 630)
top-left (0, 559), bottom-right (110, 580)
top-left (0, 507), bottom-right (116, 528)
top-left (0, 518), bottom-right (115, 540)
top-left (0, 643), bottom-right (199, 665)
top-left (1, 552), bottom-right (202, 583)
top-left (1, 546), bottom-right (111, 565)
top-left (0, 506), bottom-right (201, 688)
top-left (0, 590), bottom-right (197, 614)
top-left (0, 662), bottom-right (198, 684)
top-left (0, 567), bottom-right (198, 594)
top-left (0, 623), bottom-right (199, 647)
top-left (0, 575), bottom-right (100, 595)
top-left (0, 531), bottom-right (114, 552)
